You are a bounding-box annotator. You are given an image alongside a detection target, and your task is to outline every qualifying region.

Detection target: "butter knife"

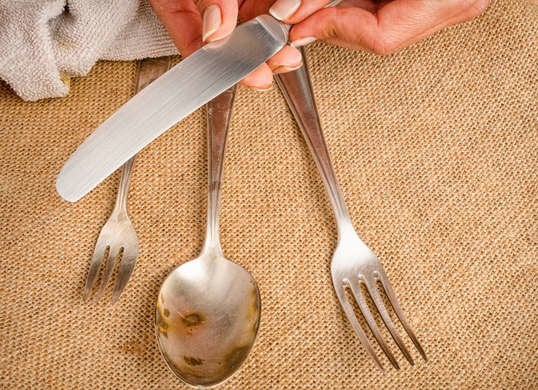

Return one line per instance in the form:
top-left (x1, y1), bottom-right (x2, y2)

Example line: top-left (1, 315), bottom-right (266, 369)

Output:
top-left (56, 3), bottom-right (343, 202)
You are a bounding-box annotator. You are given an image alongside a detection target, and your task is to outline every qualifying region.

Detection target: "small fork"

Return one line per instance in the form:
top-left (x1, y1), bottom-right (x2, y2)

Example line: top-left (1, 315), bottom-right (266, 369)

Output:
top-left (83, 57), bottom-right (172, 302)
top-left (275, 49), bottom-right (426, 370)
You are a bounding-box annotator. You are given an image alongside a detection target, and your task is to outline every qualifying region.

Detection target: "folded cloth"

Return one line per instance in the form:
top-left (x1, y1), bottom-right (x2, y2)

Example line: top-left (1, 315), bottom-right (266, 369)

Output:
top-left (0, 0), bottom-right (177, 101)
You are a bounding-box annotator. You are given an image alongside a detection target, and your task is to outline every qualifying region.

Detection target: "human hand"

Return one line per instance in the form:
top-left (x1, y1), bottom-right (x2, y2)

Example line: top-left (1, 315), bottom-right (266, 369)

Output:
top-left (277, 0), bottom-right (490, 54)
top-left (149, 0), bottom-right (304, 90)
top-left (149, 0), bottom-right (489, 90)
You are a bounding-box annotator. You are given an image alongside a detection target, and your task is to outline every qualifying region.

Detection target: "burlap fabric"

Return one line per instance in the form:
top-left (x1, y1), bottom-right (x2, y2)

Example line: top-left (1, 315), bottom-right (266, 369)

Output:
top-left (1, 1), bottom-right (536, 388)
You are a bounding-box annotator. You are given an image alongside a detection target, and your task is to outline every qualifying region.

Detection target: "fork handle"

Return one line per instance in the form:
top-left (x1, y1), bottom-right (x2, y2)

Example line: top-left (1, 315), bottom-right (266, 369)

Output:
top-left (275, 48), bottom-right (351, 231)
top-left (114, 156), bottom-right (135, 212)
top-left (113, 57), bottom-right (174, 213)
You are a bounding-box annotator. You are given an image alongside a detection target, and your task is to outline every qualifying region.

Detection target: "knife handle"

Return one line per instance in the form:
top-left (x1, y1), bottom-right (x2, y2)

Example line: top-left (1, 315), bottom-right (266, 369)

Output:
top-left (326, 0), bottom-right (344, 7)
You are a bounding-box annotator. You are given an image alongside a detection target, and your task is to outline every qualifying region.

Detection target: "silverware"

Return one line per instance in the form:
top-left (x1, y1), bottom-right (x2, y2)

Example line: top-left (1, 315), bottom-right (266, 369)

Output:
top-left (56, 1), bottom-right (344, 203)
top-left (83, 57), bottom-right (173, 303)
top-left (275, 49), bottom-right (426, 370)
top-left (155, 86), bottom-right (260, 387)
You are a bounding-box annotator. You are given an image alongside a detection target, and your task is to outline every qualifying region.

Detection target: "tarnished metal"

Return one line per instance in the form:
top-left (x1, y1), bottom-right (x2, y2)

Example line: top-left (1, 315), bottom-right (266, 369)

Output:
top-left (83, 57), bottom-right (173, 303)
top-left (155, 87), bottom-right (260, 387)
top-left (275, 48), bottom-right (426, 370)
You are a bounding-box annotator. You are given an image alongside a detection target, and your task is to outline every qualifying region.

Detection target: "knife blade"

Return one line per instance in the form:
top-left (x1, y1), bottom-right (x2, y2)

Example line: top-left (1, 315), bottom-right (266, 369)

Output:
top-left (56, 15), bottom-right (288, 202)
top-left (57, 1), bottom-right (344, 202)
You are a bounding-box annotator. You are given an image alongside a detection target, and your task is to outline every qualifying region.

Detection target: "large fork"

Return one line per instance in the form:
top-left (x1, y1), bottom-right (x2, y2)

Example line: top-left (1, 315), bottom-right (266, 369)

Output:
top-left (275, 49), bottom-right (426, 370)
top-left (83, 57), bottom-right (172, 303)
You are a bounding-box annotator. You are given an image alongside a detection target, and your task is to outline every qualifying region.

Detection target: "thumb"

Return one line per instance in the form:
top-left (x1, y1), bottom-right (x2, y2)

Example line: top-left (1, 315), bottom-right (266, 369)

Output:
top-left (196, 0), bottom-right (239, 42)
top-left (289, 7), bottom-right (378, 51)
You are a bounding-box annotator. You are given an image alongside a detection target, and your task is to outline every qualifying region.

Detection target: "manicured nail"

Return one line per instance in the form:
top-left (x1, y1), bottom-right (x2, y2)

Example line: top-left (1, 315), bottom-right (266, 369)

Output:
top-left (202, 4), bottom-right (222, 42)
top-left (249, 84), bottom-right (273, 92)
top-left (269, 0), bottom-right (301, 21)
top-left (273, 62), bottom-right (303, 74)
top-left (291, 37), bottom-right (317, 48)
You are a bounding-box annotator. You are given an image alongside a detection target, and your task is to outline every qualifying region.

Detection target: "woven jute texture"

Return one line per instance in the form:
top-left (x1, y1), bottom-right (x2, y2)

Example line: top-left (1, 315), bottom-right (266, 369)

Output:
top-left (1, 1), bottom-right (537, 388)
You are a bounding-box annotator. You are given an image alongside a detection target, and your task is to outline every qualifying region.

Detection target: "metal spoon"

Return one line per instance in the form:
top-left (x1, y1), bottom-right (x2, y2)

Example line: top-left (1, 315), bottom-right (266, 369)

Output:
top-left (155, 86), bottom-right (260, 388)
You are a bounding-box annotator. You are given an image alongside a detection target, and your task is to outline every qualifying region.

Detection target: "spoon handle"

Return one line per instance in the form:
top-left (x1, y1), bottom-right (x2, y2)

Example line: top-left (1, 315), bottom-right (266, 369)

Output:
top-left (275, 48), bottom-right (352, 234)
top-left (203, 86), bottom-right (237, 255)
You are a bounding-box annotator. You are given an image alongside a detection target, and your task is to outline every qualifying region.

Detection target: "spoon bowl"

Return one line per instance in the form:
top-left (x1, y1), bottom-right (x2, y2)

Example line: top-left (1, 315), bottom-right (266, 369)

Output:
top-left (156, 253), bottom-right (260, 387)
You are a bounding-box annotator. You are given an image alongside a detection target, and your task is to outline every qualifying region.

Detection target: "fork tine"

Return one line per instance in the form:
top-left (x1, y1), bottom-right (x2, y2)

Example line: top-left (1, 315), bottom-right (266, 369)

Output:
top-left (348, 278), bottom-right (400, 370)
top-left (83, 244), bottom-right (107, 301)
top-left (334, 282), bottom-right (384, 370)
top-left (111, 248), bottom-right (138, 303)
top-left (95, 246), bottom-right (120, 299)
top-left (362, 277), bottom-right (414, 365)
top-left (377, 270), bottom-right (427, 361)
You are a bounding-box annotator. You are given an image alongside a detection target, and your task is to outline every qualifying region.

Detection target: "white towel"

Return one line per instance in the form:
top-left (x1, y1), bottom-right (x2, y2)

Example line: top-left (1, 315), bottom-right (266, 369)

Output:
top-left (0, 0), bottom-right (177, 101)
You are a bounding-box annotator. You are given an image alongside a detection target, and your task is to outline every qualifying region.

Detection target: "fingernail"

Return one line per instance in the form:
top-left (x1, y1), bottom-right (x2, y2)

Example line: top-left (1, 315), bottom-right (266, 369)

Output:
top-left (269, 0), bottom-right (301, 21)
top-left (249, 84), bottom-right (273, 92)
top-left (202, 4), bottom-right (222, 42)
top-left (273, 62), bottom-right (303, 74)
top-left (291, 37), bottom-right (317, 48)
